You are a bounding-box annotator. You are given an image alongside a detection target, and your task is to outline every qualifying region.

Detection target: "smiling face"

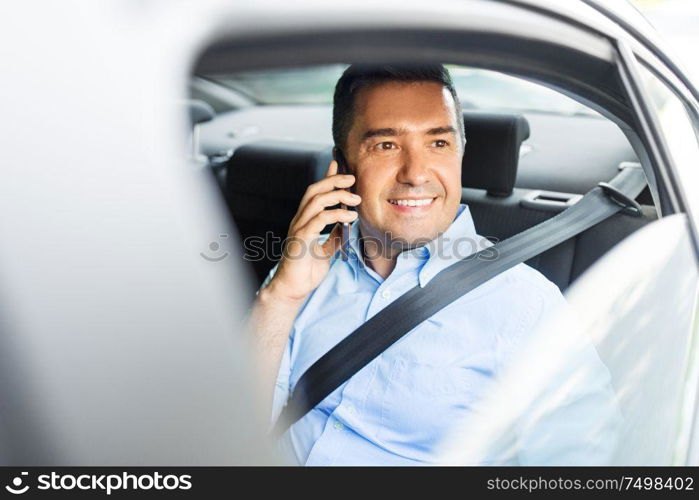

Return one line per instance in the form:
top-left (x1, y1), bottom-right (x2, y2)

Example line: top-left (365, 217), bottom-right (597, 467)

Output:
top-left (345, 81), bottom-right (464, 252)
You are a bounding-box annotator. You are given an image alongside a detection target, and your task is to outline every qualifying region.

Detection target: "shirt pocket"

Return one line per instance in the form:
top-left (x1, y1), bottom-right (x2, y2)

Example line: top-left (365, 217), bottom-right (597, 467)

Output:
top-left (376, 358), bottom-right (487, 460)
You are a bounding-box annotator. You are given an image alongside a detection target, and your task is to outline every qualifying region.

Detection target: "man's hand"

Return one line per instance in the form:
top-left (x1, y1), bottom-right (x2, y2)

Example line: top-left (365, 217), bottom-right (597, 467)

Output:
top-left (263, 159), bottom-right (360, 303)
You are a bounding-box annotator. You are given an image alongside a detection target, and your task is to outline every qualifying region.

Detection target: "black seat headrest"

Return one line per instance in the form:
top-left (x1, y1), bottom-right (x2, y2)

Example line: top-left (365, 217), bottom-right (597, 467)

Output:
top-left (227, 140), bottom-right (331, 203)
top-left (461, 112), bottom-right (530, 197)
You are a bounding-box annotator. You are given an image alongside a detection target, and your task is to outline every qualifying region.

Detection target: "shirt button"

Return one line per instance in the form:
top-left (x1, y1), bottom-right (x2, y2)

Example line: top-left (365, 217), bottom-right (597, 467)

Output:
top-left (381, 289), bottom-right (392, 299)
top-left (346, 404), bottom-right (355, 414)
top-left (333, 421), bottom-right (344, 431)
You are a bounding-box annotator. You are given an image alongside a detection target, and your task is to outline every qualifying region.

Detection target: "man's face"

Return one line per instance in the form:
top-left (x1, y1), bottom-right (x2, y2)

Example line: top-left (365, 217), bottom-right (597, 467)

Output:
top-left (345, 81), bottom-right (464, 251)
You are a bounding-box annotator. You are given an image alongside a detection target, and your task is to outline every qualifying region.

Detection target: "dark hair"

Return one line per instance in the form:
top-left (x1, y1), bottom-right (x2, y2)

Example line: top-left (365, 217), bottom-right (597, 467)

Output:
top-left (332, 63), bottom-right (465, 153)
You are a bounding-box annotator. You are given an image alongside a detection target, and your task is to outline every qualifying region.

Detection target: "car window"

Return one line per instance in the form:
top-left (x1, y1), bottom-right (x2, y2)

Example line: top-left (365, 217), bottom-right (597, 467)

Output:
top-left (635, 61), bottom-right (699, 220)
top-left (205, 64), bottom-right (599, 117)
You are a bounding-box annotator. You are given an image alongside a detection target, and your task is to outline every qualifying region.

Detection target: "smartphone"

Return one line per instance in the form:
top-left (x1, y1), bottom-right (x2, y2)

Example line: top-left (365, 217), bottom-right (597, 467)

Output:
top-left (332, 147), bottom-right (352, 261)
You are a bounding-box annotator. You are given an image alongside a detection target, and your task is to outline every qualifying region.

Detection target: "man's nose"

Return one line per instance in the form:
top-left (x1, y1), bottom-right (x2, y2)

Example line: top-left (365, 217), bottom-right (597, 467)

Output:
top-left (395, 148), bottom-right (430, 186)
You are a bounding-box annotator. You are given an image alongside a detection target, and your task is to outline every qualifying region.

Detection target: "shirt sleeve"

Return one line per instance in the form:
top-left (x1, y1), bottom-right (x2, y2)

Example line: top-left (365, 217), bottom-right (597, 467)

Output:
top-left (509, 280), bottom-right (623, 465)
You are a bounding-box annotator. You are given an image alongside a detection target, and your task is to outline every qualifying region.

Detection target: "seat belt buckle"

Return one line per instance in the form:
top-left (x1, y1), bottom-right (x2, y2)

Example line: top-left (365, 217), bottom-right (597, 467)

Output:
top-left (597, 182), bottom-right (643, 217)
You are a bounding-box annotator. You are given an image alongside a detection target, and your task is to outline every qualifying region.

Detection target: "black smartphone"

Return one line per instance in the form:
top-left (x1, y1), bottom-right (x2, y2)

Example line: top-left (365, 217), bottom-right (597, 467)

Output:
top-left (332, 147), bottom-right (352, 261)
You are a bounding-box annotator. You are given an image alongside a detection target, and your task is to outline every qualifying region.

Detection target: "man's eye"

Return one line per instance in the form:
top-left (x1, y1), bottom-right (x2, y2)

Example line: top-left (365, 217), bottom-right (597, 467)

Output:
top-left (433, 139), bottom-right (449, 148)
top-left (375, 142), bottom-right (396, 151)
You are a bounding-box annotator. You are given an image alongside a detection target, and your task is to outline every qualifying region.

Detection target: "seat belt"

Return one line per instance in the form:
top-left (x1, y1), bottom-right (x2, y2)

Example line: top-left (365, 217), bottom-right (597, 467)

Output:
top-left (273, 165), bottom-right (646, 437)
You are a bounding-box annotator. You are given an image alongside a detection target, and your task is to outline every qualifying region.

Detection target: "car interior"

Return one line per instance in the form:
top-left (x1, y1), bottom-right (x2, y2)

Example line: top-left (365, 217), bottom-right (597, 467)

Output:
top-left (5, 0), bottom-right (699, 467)
top-left (187, 64), bottom-right (658, 294)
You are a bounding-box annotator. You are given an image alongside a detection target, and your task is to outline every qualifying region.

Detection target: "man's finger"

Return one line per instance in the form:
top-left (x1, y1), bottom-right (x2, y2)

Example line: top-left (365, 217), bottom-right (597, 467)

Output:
top-left (326, 159), bottom-right (338, 178)
top-left (297, 174), bottom-right (355, 210)
top-left (292, 190), bottom-right (360, 231)
top-left (297, 209), bottom-right (357, 240)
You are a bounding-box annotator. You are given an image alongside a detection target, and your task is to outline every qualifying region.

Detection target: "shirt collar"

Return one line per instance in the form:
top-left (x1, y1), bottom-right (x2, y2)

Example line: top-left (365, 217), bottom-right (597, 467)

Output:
top-left (341, 204), bottom-right (485, 287)
top-left (345, 220), bottom-right (364, 281)
top-left (417, 204), bottom-right (485, 287)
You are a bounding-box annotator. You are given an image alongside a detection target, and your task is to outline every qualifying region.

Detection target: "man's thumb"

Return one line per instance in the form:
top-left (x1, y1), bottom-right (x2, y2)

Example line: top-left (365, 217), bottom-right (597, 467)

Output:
top-left (321, 223), bottom-right (345, 258)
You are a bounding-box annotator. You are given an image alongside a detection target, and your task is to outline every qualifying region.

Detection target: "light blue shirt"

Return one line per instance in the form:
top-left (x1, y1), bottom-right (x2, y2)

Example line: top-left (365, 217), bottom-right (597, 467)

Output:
top-left (266, 204), bottom-right (620, 465)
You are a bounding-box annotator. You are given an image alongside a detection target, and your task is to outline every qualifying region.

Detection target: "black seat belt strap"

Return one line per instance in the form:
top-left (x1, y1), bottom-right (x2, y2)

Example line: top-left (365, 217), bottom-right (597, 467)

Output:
top-left (273, 165), bottom-right (646, 437)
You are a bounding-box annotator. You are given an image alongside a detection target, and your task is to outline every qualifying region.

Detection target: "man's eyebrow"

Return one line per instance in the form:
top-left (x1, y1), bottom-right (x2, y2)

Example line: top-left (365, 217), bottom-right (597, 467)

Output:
top-left (426, 126), bottom-right (457, 135)
top-left (360, 128), bottom-right (401, 142)
top-left (360, 125), bottom-right (457, 142)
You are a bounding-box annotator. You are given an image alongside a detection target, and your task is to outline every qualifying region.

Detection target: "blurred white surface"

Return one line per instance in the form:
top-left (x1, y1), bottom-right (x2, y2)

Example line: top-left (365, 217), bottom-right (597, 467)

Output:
top-left (441, 214), bottom-right (698, 465)
top-left (0, 0), bottom-right (271, 464)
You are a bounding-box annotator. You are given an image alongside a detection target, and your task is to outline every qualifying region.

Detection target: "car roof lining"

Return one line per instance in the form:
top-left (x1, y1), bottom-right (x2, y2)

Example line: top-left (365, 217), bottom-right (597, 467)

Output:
top-left (196, 0), bottom-right (613, 60)
top-left (197, 29), bottom-right (627, 122)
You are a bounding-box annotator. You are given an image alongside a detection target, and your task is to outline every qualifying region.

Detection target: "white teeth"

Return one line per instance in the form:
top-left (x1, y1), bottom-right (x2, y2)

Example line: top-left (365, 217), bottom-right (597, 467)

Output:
top-left (389, 198), bottom-right (434, 207)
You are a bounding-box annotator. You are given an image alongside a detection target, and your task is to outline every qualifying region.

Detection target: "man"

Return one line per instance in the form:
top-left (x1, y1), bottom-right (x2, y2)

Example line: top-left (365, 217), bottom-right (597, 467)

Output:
top-left (250, 64), bottom-right (620, 465)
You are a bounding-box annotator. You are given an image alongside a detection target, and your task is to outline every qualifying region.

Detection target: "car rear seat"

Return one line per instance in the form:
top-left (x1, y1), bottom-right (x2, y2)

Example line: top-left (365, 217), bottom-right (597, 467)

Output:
top-left (218, 112), bottom-right (657, 291)
top-left (460, 112), bottom-right (657, 291)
